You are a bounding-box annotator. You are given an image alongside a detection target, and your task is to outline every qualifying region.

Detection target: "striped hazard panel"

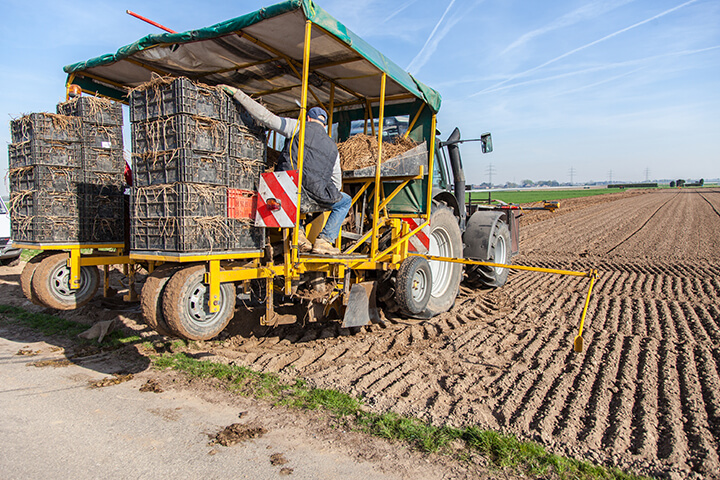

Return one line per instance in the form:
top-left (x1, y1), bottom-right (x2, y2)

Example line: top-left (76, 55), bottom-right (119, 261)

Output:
top-left (402, 217), bottom-right (431, 253)
top-left (255, 170), bottom-right (299, 228)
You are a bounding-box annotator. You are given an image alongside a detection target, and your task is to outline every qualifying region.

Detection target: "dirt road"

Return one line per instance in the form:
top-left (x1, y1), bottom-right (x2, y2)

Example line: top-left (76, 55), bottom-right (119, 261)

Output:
top-left (211, 188), bottom-right (720, 479)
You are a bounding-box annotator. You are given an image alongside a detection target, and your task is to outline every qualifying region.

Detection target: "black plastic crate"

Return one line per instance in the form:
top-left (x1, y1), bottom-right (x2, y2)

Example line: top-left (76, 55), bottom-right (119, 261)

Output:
top-left (8, 139), bottom-right (82, 169)
top-left (227, 219), bottom-right (265, 251)
top-left (228, 160), bottom-right (263, 190)
top-left (133, 183), bottom-right (226, 219)
top-left (57, 97), bottom-right (123, 125)
top-left (81, 123), bottom-right (124, 150)
top-left (225, 96), bottom-right (263, 132)
top-left (129, 77), bottom-right (225, 122)
top-left (10, 113), bottom-right (81, 144)
top-left (131, 217), bottom-right (229, 252)
top-left (229, 125), bottom-right (265, 160)
top-left (132, 115), bottom-right (228, 154)
top-left (133, 148), bottom-right (228, 187)
top-left (82, 145), bottom-right (125, 174)
top-left (8, 165), bottom-right (80, 193)
top-left (9, 191), bottom-right (80, 219)
top-left (82, 189), bottom-right (125, 220)
top-left (84, 171), bottom-right (125, 188)
top-left (83, 217), bottom-right (124, 243)
top-left (12, 216), bottom-right (81, 244)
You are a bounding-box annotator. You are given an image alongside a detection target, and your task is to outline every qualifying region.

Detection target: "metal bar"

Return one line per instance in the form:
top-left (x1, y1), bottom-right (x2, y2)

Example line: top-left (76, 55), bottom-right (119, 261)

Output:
top-left (410, 253), bottom-right (594, 277)
top-left (426, 114), bottom-right (437, 220)
top-left (129, 251), bottom-right (262, 262)
top-left (575, 270), bottom-right (598, 352)
top-left (69, 248), bottom-right (81, 289)
top-left (404, 103), bottom-right (425, 138)
top-left (126, 10), bottom-right (177, 33)
top-left (207, 260), bottom-right (221, 314)
top-left (350, 181), bottom-right (372, 206)
top-left (328, 83), bottom-right (335, 136)
top-left (370, 73), bottom-right (386, 256)
top-left (78, 255), bottom-right (131, 267)
top-left (292, 20), bottom-right (313, 265)
top-left (124, 57), bottom-right (172, 77)
top-left (379, 179), bottom-right (412, 212)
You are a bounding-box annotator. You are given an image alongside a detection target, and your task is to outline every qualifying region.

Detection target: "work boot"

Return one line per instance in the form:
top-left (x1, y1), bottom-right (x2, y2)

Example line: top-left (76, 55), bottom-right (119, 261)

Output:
top-left (312, 236), bottom-right (340, 255)
top-left (297, 229), bottom-right (313, 253)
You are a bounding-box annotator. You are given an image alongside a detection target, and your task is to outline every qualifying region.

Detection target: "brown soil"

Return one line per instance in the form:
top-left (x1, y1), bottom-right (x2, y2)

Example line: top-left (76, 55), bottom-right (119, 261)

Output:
top-left (212, 423), bottom-right (268, 447)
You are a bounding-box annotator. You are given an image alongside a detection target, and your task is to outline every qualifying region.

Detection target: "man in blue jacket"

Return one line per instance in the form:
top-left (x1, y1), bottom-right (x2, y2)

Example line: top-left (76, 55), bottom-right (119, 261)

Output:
top-left (222, 86), bottom-right (350, 255)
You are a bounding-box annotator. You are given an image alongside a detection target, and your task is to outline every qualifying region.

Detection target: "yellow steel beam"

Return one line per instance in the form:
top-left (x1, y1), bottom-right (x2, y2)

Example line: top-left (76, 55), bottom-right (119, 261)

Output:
top-left (208, 259), bottom-right (221, 314)
top-left (404, 103), bottom-right (425, 138)
top-left (410, 254), bottom-right (594, 277)
top-left (129, 251), bottom-right (262, 262)
top-left (370, 73), bottom-right (387, 257)
top-left (77, 256), bottom-right (131, 267)
top-left (124, 57), bottom-right (171, 77)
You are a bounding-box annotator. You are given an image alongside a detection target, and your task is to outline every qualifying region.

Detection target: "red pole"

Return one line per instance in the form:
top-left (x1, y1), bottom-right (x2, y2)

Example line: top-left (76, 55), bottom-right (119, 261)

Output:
top-left (126, 10), bottom-right (177, 34)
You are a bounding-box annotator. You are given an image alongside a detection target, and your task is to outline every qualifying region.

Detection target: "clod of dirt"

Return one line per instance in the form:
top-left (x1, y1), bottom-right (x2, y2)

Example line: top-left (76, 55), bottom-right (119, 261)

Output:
top-left (212, 423), bottom-right (267, 447)
top-left (139, 379), bottom-right (164, 393)
top-left (15, 348), bottom-right (40, 356)
top-left (28, 359), bottom-right (72, 368)
top-left (270, 453), bottom-right (289, 466)
top-left (279, 467), bottom-right (293, 476)
top-left (89, 374), bottom-right (134, 388)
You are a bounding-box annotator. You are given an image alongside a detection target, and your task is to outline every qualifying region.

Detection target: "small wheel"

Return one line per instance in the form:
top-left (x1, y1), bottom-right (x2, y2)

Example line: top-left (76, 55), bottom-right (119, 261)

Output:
top-left (140, 264), bottom-right (179, 336)
top-left (162, 265), bottom-right (236, 341)
top-left (394, 256), bottom-right (432, 316)
top-left (20, 252), bottom-right (53, 305)
top-left (31, 253), bottom-right (100, 310)
top-left (467, 221), bottom-right (511, 288)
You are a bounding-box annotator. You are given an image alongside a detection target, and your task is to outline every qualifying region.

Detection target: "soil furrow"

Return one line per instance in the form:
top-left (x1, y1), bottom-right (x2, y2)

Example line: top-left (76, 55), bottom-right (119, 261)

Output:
top-left (630, 337), bottom-right (660, 457)
top-left (605, 193), bottom-right (679, 255)
top-left (600, 335), bottom-right (640, 453)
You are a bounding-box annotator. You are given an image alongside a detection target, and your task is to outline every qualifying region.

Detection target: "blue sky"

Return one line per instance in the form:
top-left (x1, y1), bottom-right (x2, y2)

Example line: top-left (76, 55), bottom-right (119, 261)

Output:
top-left (1, 0), bottom-right (718, 190)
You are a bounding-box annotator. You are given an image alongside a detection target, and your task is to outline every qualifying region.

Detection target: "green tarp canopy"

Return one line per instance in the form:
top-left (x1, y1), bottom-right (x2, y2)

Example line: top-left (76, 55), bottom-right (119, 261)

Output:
top-left (64, 0), bottom-right (442, 115)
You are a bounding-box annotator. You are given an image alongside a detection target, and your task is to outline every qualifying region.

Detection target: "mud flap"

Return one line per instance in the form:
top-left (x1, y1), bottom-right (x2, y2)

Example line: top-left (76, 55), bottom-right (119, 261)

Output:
top-left (341, 282), bottom-right (380, 328)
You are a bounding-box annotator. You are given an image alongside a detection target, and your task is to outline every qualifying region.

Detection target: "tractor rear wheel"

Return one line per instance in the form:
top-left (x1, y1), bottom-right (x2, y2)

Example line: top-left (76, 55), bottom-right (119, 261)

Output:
top-left (466, 220), bottom-right (511, 288)
top-left (416, 205), bottom-right (463, 319)
top-left (20, 252), bottom-right (52, 305)
top-left (140, 264), bottom-right (179, 337)
top-left (31, 253), bottom-right (100, 310)
top-left (162, 265), bottom-right (236, 341)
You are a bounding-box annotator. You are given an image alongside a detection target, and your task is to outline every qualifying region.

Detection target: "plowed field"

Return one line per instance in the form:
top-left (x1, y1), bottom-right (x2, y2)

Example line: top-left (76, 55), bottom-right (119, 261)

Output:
top-left (216, 188), bottom-right (720, 479)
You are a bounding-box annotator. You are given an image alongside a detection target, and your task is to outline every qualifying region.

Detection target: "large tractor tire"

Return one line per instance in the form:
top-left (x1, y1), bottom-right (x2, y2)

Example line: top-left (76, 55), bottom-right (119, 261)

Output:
top-left (415, 205), bottom-right (463, 319)
top-left (140, 264), bottom-right (179, 337)
top-left (20, 252), bottom-right (53, 305)
top-left (394, 255), bottom-right (432, 316)
top-left (162, 265), bottom-right (236, 341)
top-left (31, 253), bottom-right (100, 310)
top-left (466, 220), bottom-right (511, 288)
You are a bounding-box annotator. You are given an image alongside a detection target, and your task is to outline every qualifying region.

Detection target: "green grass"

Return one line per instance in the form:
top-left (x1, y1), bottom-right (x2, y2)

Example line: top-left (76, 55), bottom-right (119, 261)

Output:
top-left (467, 188), bottom-right (619, 205)
top-left (0, 304), bottom-right (141, 346)
top-left (154, 352), bottom-right (653, 480)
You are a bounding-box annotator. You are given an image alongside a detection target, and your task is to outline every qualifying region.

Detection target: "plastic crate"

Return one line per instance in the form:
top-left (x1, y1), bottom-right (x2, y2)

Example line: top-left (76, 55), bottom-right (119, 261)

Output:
top-left (12, 216), bottom-right (81, 244)
top-left (84, 171), bottom-right (125, 188)
top-left (225, 96), bottom-right (263, 132)
top-left (132, 115), bottom-right (228, 154)
top-left (131, 217), bottom-right (229, 252)
top-left (83, 217), bottom-right (124, 243)
top-left (82, 145), bottom-right (125, 174)
top-left (81, 123), bottom-right (124, 150)
top-left (9, 191), bottom-right (80, 219)
top-left (8, 165), bottom-right (80, 193)
top-left (133, 148), bottom-right (228, 187)
top-left (227, 219), bottom-right (265, 251)
top-left (132, 183), bottom-right (226, 219)
top-left (10, 113), bottom-right (81, 144)
top-left (57, 97), bottom-right (123, 125)
top-left (227, 189), bottom-right (257, 219)
top-left (228, 159), bottom-right (263, 190)
top-left (129, 77), bottom-right (225, 122)
top-left (229, 124), bottom-right (265, 160)
top-left (8, 139), bottom-right (82, 169)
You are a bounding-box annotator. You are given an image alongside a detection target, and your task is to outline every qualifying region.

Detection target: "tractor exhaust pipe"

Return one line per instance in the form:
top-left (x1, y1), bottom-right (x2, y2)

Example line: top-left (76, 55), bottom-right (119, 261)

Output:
top-left (445, 128), bottom-right (466, 229)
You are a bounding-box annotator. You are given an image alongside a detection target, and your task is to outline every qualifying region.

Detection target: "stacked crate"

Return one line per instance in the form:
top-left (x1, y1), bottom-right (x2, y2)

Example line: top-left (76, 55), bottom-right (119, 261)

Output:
top-left (130, 77), bottom-right (266, 253)
top-left (8, 113), bottom-right (84, 243)
top-left (58, 96), bottom-right (125, 243)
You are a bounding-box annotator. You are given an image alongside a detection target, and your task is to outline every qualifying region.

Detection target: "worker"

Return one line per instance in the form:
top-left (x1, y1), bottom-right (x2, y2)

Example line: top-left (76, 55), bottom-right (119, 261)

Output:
top-left (221, 85), bottom-right (350, 255)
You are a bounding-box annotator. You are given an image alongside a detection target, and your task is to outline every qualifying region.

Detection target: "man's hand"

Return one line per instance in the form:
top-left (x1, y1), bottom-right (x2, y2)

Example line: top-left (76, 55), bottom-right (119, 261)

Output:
top-left (220, 84), bottom-right (238, 96)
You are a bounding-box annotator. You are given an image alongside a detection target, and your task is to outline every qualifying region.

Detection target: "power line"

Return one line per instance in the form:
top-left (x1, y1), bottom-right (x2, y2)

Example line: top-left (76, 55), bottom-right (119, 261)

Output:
top-left (569, 166), bottom-right (576, 185)
top-left (486, 163), bottom-right (496, 187)
top-left (608, 169), bottom-right (613, 184)
top-left (644, 167), bottom-right (650, 182)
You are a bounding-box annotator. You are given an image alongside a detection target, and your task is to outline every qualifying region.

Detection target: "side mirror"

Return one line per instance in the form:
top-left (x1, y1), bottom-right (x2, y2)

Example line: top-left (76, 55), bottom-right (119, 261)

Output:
top-left (481, 133), bottom-right (493, 154)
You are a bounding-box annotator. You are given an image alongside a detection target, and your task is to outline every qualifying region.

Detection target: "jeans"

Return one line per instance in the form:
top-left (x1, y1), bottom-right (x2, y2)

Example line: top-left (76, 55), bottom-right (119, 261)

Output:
top-left (319, 192), bottom-right (351, 242)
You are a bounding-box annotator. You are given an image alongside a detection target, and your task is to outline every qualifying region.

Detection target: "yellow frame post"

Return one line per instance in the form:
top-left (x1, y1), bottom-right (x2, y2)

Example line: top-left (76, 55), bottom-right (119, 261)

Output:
top-left (327, 84), bottom-right (335, 137)
top-left (370, 73), bottom-right (386, 257)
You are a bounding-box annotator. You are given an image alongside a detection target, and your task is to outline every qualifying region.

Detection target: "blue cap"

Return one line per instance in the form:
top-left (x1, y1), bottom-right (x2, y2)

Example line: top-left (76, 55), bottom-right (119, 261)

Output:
top-left (308, 106), bottom-right (328, 125)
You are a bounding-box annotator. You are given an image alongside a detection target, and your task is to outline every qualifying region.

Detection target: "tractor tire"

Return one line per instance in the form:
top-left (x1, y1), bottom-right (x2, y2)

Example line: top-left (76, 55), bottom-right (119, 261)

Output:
top-left (466, 220), bottom-right (511, 288)
top-left (20, 252), bottom-right (53, 305)
top-left (140, 264), bottom-right (179, 337)
top-left (162, 265), bottom-right (236, 341)
top-left (31, 253), bottom-right (100, 310)
top-left (416, 205), bottom-right (463, 319)
top-left (394, 255), bottom-right (432, 316)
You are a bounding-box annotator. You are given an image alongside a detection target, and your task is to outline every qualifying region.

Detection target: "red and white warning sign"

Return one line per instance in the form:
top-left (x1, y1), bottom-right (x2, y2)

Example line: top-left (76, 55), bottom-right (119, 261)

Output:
top-left (255, 170), bottom-right (299, 228)
top-left (402, 217), bottom-right (431, 253)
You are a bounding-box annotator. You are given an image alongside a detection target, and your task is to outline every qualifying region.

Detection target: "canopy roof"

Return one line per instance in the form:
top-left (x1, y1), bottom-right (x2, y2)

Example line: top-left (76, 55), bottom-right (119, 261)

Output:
top-left (64, 0), bottom-right (441, 115)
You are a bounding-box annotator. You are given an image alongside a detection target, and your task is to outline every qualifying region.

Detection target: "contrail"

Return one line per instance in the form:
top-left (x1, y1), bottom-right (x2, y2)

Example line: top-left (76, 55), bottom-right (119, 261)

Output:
top-left (383, 0), bottom-right (418, 24)
top-left (406, 0), bottom-right (458, 74)
top-left (473, 0), bottom-right (699, 97)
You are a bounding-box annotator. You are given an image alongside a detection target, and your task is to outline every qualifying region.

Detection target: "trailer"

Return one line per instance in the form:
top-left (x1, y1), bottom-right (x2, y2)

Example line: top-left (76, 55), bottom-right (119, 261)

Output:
top-left (16, 0), bottom-right (595, 351)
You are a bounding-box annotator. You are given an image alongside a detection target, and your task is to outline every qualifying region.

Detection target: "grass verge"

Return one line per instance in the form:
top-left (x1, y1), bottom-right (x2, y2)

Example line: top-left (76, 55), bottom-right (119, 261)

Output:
top-left (155, 351), bottom-right (653, 480)
top-left (467, 188), bottom-right (622, 205)
top-left (0, 304), bottom-right (141, 347)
